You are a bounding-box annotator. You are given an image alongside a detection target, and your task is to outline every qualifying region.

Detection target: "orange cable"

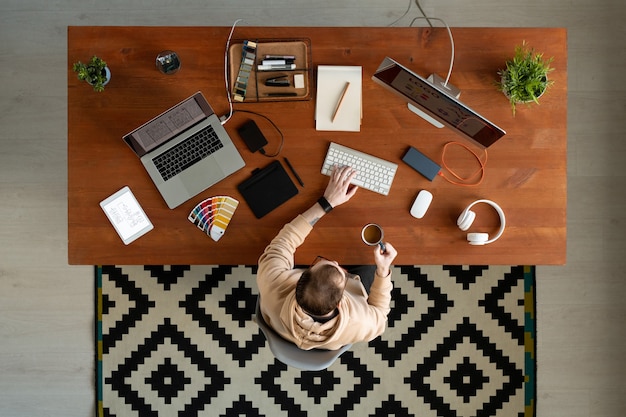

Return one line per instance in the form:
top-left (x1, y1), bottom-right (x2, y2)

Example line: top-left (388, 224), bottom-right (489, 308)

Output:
top-left (438, 141), bottom-right (488, 186)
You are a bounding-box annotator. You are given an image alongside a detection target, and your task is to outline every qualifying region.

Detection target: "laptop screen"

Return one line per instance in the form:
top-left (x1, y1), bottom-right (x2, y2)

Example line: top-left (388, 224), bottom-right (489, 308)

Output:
top-left (123, 92), bottom-right (214, 157)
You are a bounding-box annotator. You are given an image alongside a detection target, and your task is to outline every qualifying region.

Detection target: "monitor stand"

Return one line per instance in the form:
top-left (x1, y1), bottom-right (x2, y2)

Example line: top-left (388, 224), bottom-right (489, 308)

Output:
top-left (408, 103), bottom-right (444, 128)
top-left (407, 73), bottom-right (462, 129)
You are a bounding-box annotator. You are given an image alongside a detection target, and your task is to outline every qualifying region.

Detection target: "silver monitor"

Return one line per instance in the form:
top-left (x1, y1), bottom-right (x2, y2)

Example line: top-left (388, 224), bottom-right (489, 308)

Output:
top-left (372, 57), bottom-right (506, 148)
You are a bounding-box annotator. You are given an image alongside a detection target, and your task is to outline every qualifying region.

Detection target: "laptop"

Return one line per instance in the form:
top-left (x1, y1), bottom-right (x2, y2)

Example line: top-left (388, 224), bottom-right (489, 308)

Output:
top-left (123, 92), bottom-right (245, 209)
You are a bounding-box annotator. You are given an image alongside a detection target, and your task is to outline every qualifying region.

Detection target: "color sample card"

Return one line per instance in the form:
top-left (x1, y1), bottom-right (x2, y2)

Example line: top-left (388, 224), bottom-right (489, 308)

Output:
top-left (188, 196), bottom-right (239, 241)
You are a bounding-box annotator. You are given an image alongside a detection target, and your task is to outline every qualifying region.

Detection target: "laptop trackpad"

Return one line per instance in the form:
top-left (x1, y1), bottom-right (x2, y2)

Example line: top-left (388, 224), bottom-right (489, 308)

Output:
top-left (181, 158), bottom-right (224, 195)
top-left (158, 159), bottom-right (224, 208)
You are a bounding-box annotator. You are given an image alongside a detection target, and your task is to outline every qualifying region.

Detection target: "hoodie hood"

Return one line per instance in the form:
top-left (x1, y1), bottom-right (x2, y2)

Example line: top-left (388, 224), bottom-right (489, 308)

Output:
top-left (280, 293), bottom-right (345, 349)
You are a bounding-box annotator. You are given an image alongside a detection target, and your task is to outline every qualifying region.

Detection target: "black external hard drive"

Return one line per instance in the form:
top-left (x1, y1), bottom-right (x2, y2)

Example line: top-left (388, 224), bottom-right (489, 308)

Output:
top-left (402, 146), bottom-right (441, 181)
top-left (237, 119), bottom-right (268, 153)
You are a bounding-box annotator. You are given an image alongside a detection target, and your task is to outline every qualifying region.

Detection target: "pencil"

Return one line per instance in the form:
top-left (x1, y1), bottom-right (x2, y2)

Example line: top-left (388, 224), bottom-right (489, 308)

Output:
top-left (331, 81), bottom-right (350, 123)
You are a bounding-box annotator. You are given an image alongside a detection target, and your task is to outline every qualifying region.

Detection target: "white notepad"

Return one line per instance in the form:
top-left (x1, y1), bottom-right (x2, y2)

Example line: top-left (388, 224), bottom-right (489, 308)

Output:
top-left (100, 186), bottom-right (154, 245)
top-left (315, 65), bottom-right (362, 132)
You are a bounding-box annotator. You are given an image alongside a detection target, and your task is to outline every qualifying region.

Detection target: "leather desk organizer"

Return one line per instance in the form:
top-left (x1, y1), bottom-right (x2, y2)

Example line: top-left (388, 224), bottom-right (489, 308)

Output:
top-left (228, 38), bottom-right (312, 102)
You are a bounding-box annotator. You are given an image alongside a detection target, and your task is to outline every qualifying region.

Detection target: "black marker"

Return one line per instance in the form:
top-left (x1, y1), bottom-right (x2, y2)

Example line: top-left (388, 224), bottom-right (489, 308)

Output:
top-left (284, 157), bottom-right (304, 187)
top-left (265, 92), bottom-right (298, 97)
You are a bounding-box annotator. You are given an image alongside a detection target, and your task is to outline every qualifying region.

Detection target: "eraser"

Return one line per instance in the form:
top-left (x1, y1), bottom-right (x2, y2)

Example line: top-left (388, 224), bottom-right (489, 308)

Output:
top-left (294, 74), bottom-right (305, 89)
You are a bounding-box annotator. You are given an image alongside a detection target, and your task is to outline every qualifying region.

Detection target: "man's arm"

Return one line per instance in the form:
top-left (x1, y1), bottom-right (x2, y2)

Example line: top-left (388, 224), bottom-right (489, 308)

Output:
top-left (257, 165), bottom-right (360, 283)
top-left (301, 165), bottom-right (359, 225)
top-left (373, 242), bottom-right (397, 277)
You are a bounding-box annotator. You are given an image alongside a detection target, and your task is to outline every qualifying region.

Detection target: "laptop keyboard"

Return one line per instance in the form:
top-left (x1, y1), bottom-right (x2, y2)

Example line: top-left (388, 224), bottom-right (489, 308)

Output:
top-left (321, 142), bottom-right (398, 195)
top-left (153, 124), bottom-right (224, 181)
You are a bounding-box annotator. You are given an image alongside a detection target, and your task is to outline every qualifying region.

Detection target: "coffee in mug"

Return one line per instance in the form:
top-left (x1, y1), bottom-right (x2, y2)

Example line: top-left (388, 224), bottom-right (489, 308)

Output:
top-left (361, 223), bottom-right (386, 252)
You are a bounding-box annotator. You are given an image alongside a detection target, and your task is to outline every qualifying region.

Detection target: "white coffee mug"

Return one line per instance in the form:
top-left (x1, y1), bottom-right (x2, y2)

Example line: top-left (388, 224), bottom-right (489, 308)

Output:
top-left (361, 223), bottom-right (386, 253)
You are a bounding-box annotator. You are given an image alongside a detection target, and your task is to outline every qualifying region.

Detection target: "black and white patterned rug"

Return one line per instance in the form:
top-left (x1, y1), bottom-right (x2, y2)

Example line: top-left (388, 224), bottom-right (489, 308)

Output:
top-left (96, 265), bottom-right (536, 417)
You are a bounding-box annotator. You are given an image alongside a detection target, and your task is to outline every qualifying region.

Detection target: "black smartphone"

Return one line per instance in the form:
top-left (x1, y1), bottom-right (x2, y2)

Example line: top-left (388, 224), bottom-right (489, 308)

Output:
top-left (402, 146), bottom-right (441, 181)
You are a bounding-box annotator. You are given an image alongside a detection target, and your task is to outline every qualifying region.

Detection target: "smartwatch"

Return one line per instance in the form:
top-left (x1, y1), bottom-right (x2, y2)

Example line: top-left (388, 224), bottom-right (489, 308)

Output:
top-left (317, 197), bottom-right (333, 213)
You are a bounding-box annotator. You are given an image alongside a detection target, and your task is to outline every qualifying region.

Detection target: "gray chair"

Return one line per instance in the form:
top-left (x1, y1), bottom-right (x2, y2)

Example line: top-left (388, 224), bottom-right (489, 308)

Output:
top-left (254, 296), bottom-right (352, 371)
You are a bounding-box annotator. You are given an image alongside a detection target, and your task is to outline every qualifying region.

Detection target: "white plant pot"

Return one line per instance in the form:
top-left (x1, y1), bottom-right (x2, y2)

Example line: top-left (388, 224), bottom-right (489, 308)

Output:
top-left (500, 74), bottom-right (547, 104)
top-left (87, 66), bottom-right (111, 88)
top-left (102, 66), bottom-right (111, 86)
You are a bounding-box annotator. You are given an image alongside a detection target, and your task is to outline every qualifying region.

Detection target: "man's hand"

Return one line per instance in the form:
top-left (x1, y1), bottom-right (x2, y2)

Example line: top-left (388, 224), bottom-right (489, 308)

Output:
top-left (373, 242), bottom-right (397, 277)
top-left (323, 165), bottom-right (359, 208)
top-left (301, 165), bottom-right (359, 226)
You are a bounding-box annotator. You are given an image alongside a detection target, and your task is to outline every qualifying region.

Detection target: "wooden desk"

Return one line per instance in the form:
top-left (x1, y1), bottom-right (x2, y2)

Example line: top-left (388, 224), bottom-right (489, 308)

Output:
top-left (68, 26), bottom-right (567, 265)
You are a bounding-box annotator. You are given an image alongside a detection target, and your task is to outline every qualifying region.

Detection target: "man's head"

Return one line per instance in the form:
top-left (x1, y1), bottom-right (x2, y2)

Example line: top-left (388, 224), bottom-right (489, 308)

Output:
top-left (296, 258), bottom-right (347, 316)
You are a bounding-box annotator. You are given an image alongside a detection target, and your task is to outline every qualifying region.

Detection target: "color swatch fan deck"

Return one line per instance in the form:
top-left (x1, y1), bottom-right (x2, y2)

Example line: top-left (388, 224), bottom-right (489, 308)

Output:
top-left (188, 196), bottom-right (239, 241)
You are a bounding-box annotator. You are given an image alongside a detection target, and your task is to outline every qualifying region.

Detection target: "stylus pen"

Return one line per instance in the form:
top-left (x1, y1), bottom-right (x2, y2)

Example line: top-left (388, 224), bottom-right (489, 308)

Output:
top-left (284, 157), bottom-right (304, 187)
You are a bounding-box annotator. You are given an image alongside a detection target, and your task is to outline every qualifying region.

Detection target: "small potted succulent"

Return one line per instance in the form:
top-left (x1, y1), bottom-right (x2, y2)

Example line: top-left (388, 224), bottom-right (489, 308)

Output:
top-left (497, 42), bottom-right (554, 115)
top-left (73, 55), bottom-right (111, 92)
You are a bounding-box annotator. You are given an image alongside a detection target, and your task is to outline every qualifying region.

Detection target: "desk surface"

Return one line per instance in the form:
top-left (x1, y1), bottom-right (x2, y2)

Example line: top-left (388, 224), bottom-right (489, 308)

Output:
top-left (68, 26), bottom-right (567, 265)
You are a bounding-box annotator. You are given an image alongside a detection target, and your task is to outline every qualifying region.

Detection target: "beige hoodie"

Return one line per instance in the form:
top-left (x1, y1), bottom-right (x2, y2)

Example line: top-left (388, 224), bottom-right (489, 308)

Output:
top-left (257, 214), bottom-right (393, 351)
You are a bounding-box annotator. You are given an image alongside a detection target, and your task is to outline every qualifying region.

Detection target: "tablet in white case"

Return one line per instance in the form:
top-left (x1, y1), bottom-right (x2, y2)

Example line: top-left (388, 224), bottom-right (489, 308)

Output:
top-left (100, 186), bottom-right (153, 245)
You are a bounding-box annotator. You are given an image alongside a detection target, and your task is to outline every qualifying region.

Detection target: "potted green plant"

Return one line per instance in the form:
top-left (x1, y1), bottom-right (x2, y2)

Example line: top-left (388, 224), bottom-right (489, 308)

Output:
top-left (497, 42), bottom-right (554, 115)
top-left (73, 55), bottom-right (111, 92)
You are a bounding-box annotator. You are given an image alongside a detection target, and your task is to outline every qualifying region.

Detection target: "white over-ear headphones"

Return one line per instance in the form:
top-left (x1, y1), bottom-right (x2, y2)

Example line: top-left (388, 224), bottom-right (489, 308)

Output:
top-left (456, 199), bottom-right (506, 245)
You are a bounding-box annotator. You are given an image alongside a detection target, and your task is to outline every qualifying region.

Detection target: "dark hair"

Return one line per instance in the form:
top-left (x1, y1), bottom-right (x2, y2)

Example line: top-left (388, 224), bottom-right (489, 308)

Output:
top-left (296, 264), bottom-right (345, 316)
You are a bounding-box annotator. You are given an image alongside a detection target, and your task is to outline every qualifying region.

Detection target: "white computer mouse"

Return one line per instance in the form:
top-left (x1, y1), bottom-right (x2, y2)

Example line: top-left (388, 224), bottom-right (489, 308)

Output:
top-left (410, 190), bottom-right (433, 219)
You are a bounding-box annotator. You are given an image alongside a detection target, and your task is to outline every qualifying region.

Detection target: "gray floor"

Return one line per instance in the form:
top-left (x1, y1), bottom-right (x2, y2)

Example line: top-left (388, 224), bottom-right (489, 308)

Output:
top-left (1, 1), bottom-right (625, 416)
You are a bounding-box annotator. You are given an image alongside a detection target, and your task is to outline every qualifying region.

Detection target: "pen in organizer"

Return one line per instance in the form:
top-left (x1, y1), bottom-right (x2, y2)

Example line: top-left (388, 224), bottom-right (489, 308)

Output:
top-left (331, 81), bottom-right (351, 123)
top-left (264, 55), bottom-right (296, 60)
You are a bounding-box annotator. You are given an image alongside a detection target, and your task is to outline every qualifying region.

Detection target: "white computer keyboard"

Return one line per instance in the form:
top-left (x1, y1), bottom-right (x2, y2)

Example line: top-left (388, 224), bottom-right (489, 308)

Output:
top-left (321, 142), bottom-right (398, 195)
